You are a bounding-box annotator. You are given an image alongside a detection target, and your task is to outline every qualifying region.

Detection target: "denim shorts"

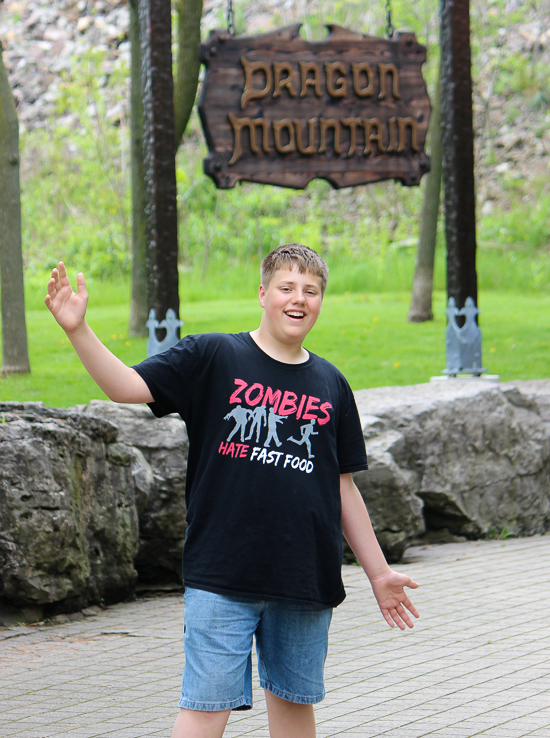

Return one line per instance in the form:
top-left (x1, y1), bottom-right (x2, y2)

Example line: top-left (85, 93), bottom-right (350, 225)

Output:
top-left (179, 587), bottom-right (333, 711)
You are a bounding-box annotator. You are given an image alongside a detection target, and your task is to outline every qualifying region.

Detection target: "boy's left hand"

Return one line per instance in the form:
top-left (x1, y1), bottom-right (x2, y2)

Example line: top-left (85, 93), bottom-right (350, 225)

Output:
top-left (370, 570), bottom-right (419, 630)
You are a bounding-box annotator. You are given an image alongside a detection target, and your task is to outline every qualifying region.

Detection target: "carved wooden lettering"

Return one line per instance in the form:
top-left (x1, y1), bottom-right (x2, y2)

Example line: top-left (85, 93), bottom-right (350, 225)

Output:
top-left (273, 62), bottom-right (297, 98)
top-left (362, 118), bottom-right (385, 155)
top-left (228, 113), bottom-right (269, 164)
top-left (387, 116), bottom-right (399, 152)
top-left (352, 62), bottom-right (374, 97)
top-left (295, 118), bottom-right (317, 155)
top-left (397, 117), bottom-right (420, 152)
top-left (325, 61), bottom-right (347, 97)
top-left (241, 57), bottom-right (272, 109)
top-left (299, 62), bottom-right (322, 98)
top-left (319, 118), bottom-right (342, 155)
top-left (226, 115), bottom-right (420, 161)
top-left (199, 24), bottom-right (431, 188)
top-left (273, 119), bottom-right (296, 153)
top-left (378, 63), bottom-right (400, 100)
top-left (341, 117), bottom-right (362, 156)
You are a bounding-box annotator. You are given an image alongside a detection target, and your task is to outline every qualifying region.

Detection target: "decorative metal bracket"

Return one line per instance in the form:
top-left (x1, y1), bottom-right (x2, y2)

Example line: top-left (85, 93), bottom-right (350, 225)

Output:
top-left (442, 297), bottom-right (486, 376)
top-left (146, 309), bottom-right (183, 357)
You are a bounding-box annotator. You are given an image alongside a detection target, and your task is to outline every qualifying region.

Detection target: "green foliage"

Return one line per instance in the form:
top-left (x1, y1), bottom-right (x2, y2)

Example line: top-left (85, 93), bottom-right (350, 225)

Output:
top-left (485, 524), bottom-right (516, 540)
top-left (266, 0), bottom-right (440, 47)
top-left (494, 52), bottom-right (550, 102)
top-left (480, 176), bottom-right (550, 255)
top-left (20, 49), bottom-right (131, 279)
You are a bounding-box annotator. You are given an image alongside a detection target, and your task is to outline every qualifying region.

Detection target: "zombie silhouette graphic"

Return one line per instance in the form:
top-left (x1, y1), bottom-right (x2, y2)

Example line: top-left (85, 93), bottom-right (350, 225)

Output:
top-left (288, 418), bottom-right (318, 459)
top-left (224, 405), bottom-right (251, 442)
top-left (246, 405), bottom-right (267, 443)
top-left (263, 407), bottom-right (284, 448)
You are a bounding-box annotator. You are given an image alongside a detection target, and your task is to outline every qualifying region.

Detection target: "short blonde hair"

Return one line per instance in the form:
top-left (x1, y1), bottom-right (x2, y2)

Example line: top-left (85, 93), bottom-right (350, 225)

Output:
top-left (261, 244), bottom-right (329, 294)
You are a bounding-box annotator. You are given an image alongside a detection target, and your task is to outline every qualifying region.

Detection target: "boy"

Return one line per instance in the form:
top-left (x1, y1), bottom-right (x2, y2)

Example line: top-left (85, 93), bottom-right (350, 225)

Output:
top-left (45, 244), bottom-right (418, 738)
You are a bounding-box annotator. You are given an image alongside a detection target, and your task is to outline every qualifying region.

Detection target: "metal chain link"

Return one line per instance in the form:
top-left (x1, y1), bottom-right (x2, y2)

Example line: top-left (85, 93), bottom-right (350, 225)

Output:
top-left (385, 0), bottom-right (395, 39)
top-left (227, 0), bottom-right (235, 36)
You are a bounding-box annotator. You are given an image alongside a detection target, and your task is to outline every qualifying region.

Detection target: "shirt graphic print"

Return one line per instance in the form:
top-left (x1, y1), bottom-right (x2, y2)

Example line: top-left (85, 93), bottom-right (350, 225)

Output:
top-left (219, 376), bottom-right (334, 474)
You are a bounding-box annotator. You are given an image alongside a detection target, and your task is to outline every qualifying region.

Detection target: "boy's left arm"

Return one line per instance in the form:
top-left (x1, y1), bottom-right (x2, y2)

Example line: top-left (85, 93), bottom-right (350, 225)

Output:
top-left (340, 472), bottom-right (419, 630)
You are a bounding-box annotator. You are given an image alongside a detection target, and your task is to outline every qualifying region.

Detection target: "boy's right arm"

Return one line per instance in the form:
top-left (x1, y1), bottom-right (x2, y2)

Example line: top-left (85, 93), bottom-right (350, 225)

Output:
top-left (45, 262), bottom-right (153, 404)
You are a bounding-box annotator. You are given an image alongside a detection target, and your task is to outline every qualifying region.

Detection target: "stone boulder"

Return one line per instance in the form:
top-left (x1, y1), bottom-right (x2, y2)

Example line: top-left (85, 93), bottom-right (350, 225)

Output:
top-left (0, 402), bottom-right (138, 613)
top-left (354, 379), bottom-right (550, 548)
top-left (350, 430), bottom-right (425, 563)
top-left (3, 380), bottom-right (550, 616)
top-left (79, 400), bottom-right (188, 586)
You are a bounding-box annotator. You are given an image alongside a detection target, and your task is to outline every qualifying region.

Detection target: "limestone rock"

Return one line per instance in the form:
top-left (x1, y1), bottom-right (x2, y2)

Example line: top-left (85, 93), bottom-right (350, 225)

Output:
top-left (80, 401), bottom-right (188, 586)
top-left (352, 431), bottom-right (425, 563)
top-left (504, 380), bottom-right (550, 426)
top-left (3, 379), bottom-right (550, 613)
top-left (0, 402), bottom-right (139, 612)
top-left (354, 380), bottom-right (550, 543)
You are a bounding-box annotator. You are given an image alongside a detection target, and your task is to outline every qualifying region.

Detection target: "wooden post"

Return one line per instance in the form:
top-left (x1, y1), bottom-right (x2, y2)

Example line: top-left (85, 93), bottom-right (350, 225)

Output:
top-left (128, 0), bottom-right (148, 337)
top-left (138, 0), bottom-right (180, 333)
top-left (440, 0), bottom-right (478, 311)
top-left (0, 41), bottom-right (30, 375)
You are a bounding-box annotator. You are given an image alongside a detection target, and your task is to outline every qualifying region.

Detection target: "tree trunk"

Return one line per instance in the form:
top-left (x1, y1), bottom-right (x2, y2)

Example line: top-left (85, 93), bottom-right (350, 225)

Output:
top-left (408, 65), bottom-right (443, 323)
top-left (139, 0), bottom-right (180, 331)
top-left (129, 0), bottom-right (202, 336)
top-left (128, 0), bottom-right (148, 337)
top-left (0, 42), bottom-right (30, 375)
top-left (174, 0), bottom-right (203, 150)
top-left (440, 0), bottom-right (478, 311)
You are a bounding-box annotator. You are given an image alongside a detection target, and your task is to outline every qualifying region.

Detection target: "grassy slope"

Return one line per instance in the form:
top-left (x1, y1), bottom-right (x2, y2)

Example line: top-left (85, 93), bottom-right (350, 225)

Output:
top-left (1, 290), bottom-right (548, 408)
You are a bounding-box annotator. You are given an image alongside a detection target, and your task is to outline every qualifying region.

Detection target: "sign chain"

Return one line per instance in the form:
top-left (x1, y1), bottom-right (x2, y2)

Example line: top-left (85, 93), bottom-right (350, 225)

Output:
top-left (385, 0), bottom-right (395, 38)
top-left (227, 0), bottom-right (235, 36)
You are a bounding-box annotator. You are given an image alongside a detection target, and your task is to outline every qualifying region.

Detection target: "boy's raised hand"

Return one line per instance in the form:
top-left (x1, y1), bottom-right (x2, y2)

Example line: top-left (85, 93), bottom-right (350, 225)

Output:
top-left (370, 569), bottom-right (419, 630)
top-left (44, 261), bottom-right (153, 404)
top-left (45, 262), bottom-right (88, 335)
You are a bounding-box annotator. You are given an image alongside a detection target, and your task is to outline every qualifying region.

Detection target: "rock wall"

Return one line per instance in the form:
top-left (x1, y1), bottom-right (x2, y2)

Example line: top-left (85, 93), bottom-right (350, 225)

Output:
top-left (1, 379), bottom-right (550, 614)
top-left (353, 379), bottom-right (550, 560)
top-left (0, 399), bottom-right (187, 616)
top-left (350, 429), bottom-right (425, 563)
top-left (80, 400), bottom-right (188, 587)
top-left (0, 402), bottom-right (139, 612)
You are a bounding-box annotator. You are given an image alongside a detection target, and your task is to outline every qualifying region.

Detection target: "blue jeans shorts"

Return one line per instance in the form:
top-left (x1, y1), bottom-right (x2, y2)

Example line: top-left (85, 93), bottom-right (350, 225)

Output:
top-left (179, 587), bottom-right (333, 711)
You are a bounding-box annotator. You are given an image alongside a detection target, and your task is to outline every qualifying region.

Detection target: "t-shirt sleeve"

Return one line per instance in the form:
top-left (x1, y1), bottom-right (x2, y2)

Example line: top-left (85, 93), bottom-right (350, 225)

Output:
top-left (336, 377), bottom-right (368, 474)
top-left (132, 334), bottom-right (205, 419)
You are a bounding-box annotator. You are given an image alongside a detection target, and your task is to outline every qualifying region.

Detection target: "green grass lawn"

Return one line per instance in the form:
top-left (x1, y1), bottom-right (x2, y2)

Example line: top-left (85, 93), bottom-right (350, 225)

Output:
top-left (1, 289), bottom-right (548, 408)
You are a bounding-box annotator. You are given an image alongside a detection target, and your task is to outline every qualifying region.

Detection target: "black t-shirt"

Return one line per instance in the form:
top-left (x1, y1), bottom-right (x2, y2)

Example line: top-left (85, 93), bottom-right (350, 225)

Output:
top-left (133, 332), bottom-right (368, 607)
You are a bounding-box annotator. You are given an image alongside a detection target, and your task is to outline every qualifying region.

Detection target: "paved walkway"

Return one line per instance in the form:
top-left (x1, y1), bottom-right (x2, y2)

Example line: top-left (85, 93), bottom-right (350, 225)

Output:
top-left (1, 535), bottom-right (549, 738)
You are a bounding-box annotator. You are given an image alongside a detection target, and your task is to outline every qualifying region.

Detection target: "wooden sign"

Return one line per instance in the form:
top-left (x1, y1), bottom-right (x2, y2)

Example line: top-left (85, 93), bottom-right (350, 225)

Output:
top-left (198, 24), bottom-right (431, 189)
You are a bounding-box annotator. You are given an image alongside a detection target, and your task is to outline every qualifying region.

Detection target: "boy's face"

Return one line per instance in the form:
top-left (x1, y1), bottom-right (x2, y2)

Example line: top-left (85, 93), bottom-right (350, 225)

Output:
top-left (258, 267), bottom-right (323, 347)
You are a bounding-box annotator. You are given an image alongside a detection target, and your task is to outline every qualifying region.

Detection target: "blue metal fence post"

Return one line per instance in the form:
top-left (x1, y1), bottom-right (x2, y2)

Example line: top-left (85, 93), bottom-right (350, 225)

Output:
top-left (442, 296), bottom-right (486, 376)
top-left (146, 308), bottom-right (183, 357)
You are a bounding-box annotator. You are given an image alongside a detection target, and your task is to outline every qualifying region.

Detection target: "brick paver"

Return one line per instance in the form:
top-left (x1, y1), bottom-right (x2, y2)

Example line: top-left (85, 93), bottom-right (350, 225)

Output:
top-left (1, 535), bottom-right (549, 737)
